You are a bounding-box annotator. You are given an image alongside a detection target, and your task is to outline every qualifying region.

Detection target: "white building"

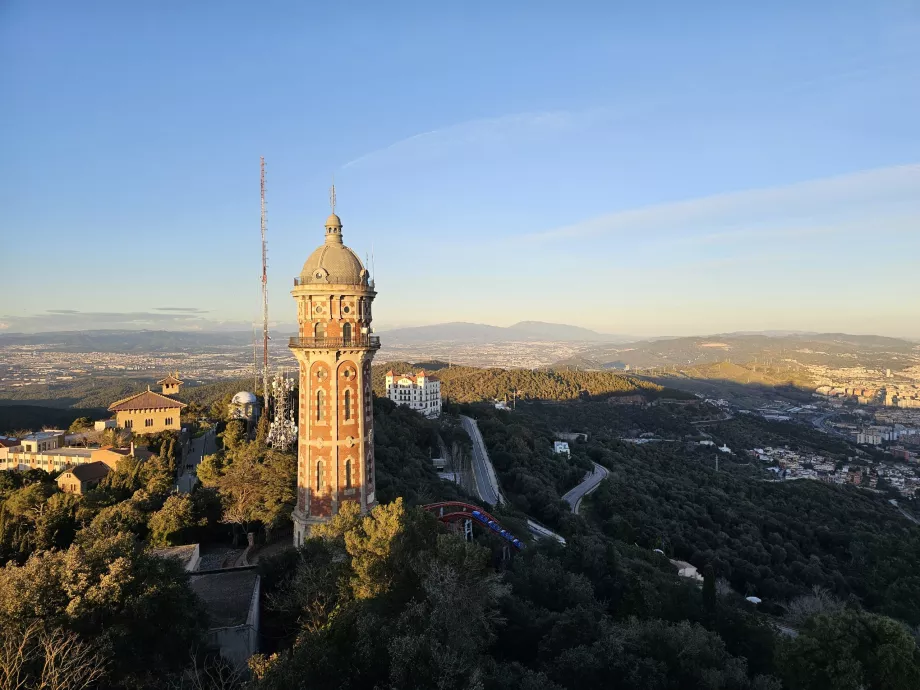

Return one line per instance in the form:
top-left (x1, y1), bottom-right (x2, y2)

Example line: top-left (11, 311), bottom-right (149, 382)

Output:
top-left (229, 391), bottom-right (260, 423)
top-left (553, 441), bottom-right (571, 457)
top-left (385, 370), bottom-right (442, 418)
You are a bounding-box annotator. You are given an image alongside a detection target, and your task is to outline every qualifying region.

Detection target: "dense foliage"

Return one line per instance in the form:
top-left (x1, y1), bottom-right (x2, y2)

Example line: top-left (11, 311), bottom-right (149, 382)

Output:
top-left (3, 370), bottom-right (920, 689)
top-left (372, 362), bottom-right (691, 403)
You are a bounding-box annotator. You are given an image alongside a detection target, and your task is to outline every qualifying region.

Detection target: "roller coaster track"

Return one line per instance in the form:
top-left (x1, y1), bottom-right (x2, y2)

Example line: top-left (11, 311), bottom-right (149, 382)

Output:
top-left (422, 501), bottom-right (525, 550)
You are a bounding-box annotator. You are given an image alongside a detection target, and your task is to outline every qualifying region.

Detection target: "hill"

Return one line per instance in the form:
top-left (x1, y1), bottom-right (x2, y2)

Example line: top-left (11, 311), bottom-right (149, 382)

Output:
top-left (372, 361), bottom-right (692, 403)
top-left (378, 320), bottom-right (627, 344)
top-left (561, 332), bottom-right (920, 372)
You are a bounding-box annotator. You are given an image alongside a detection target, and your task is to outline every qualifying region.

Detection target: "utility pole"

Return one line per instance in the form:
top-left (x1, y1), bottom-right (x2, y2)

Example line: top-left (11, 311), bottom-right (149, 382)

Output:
top-left (260, 157), bottom-right (269, 404)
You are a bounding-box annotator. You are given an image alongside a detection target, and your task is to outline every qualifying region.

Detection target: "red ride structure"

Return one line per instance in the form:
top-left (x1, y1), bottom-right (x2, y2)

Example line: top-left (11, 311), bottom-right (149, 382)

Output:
top-left (422, 501), bottom-right (525, 550)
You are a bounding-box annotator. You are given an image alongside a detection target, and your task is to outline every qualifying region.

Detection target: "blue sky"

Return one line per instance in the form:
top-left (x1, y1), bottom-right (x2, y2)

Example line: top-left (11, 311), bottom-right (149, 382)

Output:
top-left (2, 1), bottom-right (919, 337)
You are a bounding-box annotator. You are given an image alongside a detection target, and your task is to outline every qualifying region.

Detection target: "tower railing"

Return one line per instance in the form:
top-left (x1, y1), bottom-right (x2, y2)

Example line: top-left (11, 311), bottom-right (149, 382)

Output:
top-left (289, 335), bottom-right (381, 349)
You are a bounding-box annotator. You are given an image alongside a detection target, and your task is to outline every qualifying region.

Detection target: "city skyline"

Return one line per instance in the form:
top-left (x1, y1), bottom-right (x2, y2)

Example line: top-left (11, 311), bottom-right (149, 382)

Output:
top-left (3, 2), bottom-right (920, 337)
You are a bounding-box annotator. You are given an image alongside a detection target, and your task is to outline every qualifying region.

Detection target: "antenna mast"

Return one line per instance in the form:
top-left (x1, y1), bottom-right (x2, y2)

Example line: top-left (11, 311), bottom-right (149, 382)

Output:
top-left (261, 157), bottom-right (269, 402)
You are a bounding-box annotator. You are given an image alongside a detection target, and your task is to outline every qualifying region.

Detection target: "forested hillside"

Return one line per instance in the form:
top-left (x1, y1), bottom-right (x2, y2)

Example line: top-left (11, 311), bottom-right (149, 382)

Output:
top-left (2, 375), bottom-right (920, 688)
top-left (373, 362), bottom-right (691, 403)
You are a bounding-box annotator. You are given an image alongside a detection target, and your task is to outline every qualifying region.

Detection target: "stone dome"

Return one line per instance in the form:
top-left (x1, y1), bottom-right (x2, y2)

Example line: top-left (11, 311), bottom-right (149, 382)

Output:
top-left (231, 391), bottom-right (258, 405)
top-left (299, 214), bottom-right (368, 286)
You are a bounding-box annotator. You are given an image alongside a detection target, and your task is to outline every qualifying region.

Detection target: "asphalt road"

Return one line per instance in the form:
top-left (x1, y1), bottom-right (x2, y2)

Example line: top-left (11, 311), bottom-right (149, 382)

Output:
top-left (562, 462), bottom-right (610, 514)
top-left (460, 415), bottom-right (503, 506)
top-left (176, 427), bottom-right (216, 494)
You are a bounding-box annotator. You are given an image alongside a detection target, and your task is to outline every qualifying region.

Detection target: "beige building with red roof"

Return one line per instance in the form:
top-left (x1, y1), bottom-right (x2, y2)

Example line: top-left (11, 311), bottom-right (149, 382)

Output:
top-left (108, 376), bottom-right (186, 433)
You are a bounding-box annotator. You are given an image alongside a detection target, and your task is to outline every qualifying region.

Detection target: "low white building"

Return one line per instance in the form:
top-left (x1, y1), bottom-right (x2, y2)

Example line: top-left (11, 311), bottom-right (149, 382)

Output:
top-left (385, 370), bottom-right (441, 418)
top-left (553, 441), bottom-right (571, 457)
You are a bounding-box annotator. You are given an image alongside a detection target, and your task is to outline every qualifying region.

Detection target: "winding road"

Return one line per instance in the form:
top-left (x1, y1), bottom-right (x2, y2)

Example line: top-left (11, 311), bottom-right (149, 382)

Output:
top-left (460, 415), bottom-right (503, 506)
top-left (562, 462), bottom-right (609, 514)
top-left (458, 415), bottom-right (611, 545)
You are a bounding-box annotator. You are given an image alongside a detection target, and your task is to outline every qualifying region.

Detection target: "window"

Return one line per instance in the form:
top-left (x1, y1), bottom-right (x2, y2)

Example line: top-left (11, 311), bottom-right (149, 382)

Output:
top-left (345, 458), bottom-right (353, 489)
top-left (315, 322), bottom-right (326, 339)
top-left (145, 418), bottom-right (154, 428)
top-left (342, 322), bottom-right (352, 344)
top-left (316, 461), bottom-right (323, 491)
top-left (316, 390), bottom-right (324, 421)
top-left (125, 419), bottom-right (133, 429)
top-left (344, 389), bottom-right (352, 421)
top-left (165, 417), bottom-right (173, 426)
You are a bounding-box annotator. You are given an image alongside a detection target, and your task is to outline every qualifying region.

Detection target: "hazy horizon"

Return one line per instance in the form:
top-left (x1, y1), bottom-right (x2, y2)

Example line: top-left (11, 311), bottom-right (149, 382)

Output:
top-left (3, 3), bottom-right (919, 338)
top-left (1, 319), bottom-right (918, 344)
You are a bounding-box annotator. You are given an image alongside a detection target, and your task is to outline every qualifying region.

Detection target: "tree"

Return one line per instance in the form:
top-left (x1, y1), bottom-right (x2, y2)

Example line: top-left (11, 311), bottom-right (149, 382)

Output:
top-left (148, 494), bottom-right (204, 546)
top-left (197, 454), bottom-right (224, 488)
top-left (68, 417), bottom-right (94, 433)
top-left (0, 533), bottom-right (205, 685)
top-left (214, 446), bottom-right (263, 544)
top-left (0, 621), bottom-right (108, 690)
top-left (779, 608), bottom-right (920, 690)
top-left (254, 449), bottom-right (296, 542)
top-left (220, 420), bottom-right (246, 452)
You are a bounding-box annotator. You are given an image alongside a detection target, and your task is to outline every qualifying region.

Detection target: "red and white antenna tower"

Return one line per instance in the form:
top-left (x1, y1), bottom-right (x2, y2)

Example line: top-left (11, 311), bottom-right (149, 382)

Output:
top-left (260, 157), bottom-right (269, 401)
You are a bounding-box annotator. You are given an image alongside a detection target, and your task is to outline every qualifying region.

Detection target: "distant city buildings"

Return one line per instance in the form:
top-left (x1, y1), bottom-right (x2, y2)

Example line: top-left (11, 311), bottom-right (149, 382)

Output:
top-left (385, 370), bottom-right (442, 418)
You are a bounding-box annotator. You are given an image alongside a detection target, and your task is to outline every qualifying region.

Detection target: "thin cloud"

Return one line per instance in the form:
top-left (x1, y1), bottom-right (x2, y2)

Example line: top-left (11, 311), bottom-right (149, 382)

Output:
top-left (154, 307), bottom-right (210, 313)
top-left (47, 309), bottom-right (80, 314)
top-left (522, 163), bottom-right (920, 244)
top-left (342, 107), bottom-right (615, 170)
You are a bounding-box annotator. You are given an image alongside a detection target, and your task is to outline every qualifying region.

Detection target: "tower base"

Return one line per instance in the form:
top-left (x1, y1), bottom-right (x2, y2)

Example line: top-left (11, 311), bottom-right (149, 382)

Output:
top-left (291, 510), bottom-right (332, 547)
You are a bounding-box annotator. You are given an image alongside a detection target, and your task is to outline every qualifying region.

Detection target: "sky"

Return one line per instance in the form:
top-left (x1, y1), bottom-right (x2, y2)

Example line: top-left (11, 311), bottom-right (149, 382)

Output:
top-left (2, 1), bottom-right (919, 337)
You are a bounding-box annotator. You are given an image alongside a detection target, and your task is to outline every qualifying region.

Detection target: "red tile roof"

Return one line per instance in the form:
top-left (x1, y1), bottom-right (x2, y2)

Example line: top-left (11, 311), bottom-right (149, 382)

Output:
top-left (157, 374), bottom-right (183, 385)
top-left (63, 461), bottom-right (111, 482)
top-left (108, 390), bottom-right (186, 412)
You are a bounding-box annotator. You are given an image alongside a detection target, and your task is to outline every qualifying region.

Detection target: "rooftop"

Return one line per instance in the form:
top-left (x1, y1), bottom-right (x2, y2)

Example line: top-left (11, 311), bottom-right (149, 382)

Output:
top-left (190, 569), bottom-right (259, 628)
top-left (108, 389), bottom-right (186, 412)
top-left (157, 373), bottom-right (183, 385)
top-left (63, 461), bottom-right (111, 482)
top-left (23, 431), bottom-right (64, 442)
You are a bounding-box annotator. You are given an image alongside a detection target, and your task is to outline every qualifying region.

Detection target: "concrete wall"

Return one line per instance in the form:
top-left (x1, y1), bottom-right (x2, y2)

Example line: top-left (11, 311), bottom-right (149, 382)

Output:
top-left (206, 575), bottom-right (260, 668)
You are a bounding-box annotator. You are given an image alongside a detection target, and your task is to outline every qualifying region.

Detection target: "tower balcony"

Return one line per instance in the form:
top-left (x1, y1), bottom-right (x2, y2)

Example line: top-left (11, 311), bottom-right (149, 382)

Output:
top-left (289, 335), bottom-right (381, 350)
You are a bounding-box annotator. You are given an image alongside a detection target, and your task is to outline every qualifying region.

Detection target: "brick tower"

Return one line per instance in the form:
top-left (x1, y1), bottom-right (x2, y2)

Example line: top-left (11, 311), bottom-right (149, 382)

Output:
top-left (289, 190), bottom-right (379, 546)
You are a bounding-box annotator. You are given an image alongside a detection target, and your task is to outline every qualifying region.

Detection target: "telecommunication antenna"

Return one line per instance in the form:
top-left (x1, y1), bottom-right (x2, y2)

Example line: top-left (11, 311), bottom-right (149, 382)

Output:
top-left (252, 326), bottom-right (258, 394)
top-left (260, 157), bottom-right (270, 402)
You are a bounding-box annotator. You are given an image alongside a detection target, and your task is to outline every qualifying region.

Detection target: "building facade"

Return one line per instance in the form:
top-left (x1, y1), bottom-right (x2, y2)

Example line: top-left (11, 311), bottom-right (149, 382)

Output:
top-left (385, 371), bottom-right (442, 418)
top-left (57, 461), bottom-right (111, 494)
top-left (108, 387), bottom-right (185, 433)
top-left (289, 200), bottom-right (380, 546)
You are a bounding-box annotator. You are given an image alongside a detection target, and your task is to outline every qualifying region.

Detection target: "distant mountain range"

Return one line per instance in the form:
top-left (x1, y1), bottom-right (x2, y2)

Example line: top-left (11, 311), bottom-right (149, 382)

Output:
top-left (377, 321), bottom-right (633, 344)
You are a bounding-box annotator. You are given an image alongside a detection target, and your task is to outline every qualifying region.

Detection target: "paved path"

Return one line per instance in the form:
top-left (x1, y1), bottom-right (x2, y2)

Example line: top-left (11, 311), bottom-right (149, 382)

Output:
top-left (889, 498), bottom-right (920, 525)
top-left (460, 415), bottom-right (503, 506)
top-left (176, 427), bottom-right (216, 494)
top-left (458, 415), bottom-right (569, 545)
top-left (562, 461), bottom-right (609, 514)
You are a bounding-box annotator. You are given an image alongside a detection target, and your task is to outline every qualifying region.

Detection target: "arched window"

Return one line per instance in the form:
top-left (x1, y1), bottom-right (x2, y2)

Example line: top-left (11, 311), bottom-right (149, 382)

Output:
top-left (345, 458), bottom-right (352, 489)
top-left (316, 461), bottom-right (323, 491)
top-left (316, 390), bottom-right (324, 421)
top-left (342, 322), bottom-right (352, 344)
top-left (315, 322), bottom-right (326, 339)
top-left (344, 389), bottom-right (352, 421)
